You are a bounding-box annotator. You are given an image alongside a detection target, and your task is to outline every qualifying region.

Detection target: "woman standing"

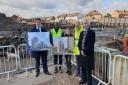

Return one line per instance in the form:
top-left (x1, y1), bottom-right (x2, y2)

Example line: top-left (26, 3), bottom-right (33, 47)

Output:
top-left (63, 27), bottom-right (73, 75)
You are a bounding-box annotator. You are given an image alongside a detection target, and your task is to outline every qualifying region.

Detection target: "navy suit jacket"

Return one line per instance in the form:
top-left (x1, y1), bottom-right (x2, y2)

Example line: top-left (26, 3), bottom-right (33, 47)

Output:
top-left (78, 28), bottom-right (95, 69)
top-left (31, 26), bottom-right (46, 32)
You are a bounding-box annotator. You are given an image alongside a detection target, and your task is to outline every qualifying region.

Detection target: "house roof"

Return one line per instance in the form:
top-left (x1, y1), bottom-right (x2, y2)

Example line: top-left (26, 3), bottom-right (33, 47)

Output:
top-left (57, 13), bottom-right (80, 18)
top-left (114, 10), bottom-right (128, 18)
top-left (115, 10), bottom-right (128, 14)
top-left (86, 10), bottom-right (101, 16)
top-left (67, 13), bottom-right (80, 17)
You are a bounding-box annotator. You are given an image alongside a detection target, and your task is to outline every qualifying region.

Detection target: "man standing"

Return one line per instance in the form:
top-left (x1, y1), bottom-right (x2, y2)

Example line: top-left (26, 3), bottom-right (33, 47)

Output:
top-left (73, 21), bottom-right (84, 76)
top-left (31, 18), bottom-right (52, 77)
top-left (50, 22), bottom-right (63, 73)
top-left (78, 20), bottom-right (95, 85)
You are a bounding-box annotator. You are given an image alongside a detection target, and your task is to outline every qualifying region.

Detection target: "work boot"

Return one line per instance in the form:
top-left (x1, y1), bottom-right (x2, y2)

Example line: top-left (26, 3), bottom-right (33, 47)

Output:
top-left (44, 71), bottom-right (52, 75)
top-left (54, 67), bottom-right (58, 73)
top-left (35, 72), bottom-right (40, 77)
top-left (59, 66), bottom-right (63, 73)
top-left (68, 70), bottom-right (72, 75)
top-left (66, 70), bottom-right (69, 73)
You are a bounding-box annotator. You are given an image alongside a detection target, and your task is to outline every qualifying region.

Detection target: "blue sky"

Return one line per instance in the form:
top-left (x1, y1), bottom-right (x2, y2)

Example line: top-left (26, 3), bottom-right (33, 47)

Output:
top-left (112, 0), bottom-right (128, 2)
top-left (0, 0), bottom-right (127, 18)
top-left (104, 0), bottom-right (110, 5)
top-left (104, 0), bottom-right (128, 5)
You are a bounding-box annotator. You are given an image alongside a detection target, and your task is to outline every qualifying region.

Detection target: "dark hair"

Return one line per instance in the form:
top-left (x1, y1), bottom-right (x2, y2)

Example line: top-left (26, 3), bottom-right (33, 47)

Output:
top-left (35, 18), bottom-right (41, 21)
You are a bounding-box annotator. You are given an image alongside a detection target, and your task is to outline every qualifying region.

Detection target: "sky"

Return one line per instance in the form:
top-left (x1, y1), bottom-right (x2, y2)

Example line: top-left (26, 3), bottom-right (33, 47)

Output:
top-left (0, 0), bottom-right (127, 18)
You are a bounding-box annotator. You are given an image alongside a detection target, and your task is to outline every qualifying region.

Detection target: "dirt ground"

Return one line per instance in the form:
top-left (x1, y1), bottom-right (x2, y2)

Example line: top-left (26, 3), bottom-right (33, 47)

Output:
top-left (0, 65), bottom-right (81, 85)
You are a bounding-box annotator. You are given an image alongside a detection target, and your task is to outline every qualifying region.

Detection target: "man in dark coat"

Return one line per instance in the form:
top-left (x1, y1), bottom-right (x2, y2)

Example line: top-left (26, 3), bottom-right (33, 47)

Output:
top-left (31, 18), bottom-right (53, 77)
top-left (78, 20), bottom-right (95, 85)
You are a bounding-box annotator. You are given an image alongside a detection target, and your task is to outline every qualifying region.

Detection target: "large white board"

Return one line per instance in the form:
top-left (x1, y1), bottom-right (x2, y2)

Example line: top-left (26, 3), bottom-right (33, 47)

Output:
top-left (28, 32), bottom-right (50, 51)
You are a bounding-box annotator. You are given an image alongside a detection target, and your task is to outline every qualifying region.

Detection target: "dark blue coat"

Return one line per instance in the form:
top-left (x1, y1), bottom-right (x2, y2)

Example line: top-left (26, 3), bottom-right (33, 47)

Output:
top-left (78, 28), bottom-right (95, 69)
top-left (31, 26), bottom-right (46, 32)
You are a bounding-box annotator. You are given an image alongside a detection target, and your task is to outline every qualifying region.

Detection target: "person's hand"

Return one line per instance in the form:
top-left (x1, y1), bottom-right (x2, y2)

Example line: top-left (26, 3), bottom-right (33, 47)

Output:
top-left (52, 44), bottom-right (54, 47)
top-left (81, 50), bottom-right (85, 56)
top-left (81, 50), bottom-right (84, 55)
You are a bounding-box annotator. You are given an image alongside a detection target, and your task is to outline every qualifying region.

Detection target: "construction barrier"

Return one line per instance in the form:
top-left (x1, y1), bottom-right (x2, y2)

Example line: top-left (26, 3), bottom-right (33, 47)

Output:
top-left (0, 44), bottom-right (127, 85)
top-left (93, 47), bottom-right (112, 85)
top-left (112, 55), bottom-right (128, 85)
top-left (18, 44), bottom-right (35, 74)
top-left (77, 47), bottom-right (127, 85)
top-left (0, 45), bottom-right (18, 80)
top-left (18, 44), bottom-right (54, 74)
top-left (47, 46), bottom-right (54, 65)
top-left (71, 47), bottom-right (112, 85)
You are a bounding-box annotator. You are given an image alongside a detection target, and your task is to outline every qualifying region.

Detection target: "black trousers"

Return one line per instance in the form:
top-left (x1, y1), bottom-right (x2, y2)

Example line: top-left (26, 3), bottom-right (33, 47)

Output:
top-left (81, 67), bottom-right (92, 85)
top-left (76, 55), bottom-right (81, 75)
top-left (80, 53), bottom-right (93, 85)
top-left (32, 51), bottom-right (48, 73)
top-left (54, 55), bottom-right (62, 66)
top-left (65, 55), bottom-right (72, 71)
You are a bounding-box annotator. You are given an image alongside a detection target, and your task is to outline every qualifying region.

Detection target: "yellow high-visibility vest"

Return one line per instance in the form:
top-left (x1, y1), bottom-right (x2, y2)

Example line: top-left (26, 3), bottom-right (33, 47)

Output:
top-left (50, 28), bottom-right (62, 38)
top-left (73, 26), bottom-right (84, 55)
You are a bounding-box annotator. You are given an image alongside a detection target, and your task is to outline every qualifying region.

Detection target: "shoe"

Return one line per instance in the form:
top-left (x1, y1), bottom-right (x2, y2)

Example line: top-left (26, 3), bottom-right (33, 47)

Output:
top-left (35, 72), bottom-right (40, 77)
top-left (59, 66), bottom-right (62, 70)
top-left (54, 67), bottom-right (58, 73)
top-left (74, 73), bottom-right (80, 77)
top-left (59, 66), bottom-right (63, 73)
top-left (79, 80), bottom-right (87, 84)
top-left (44, 72), bottom-right (51, 75)
top-left (66, 70), bottom-right (69, 73)
top-left (59, 69), bottom-right (63, 73)
top-left (68, 71), bottom-right (72, 75)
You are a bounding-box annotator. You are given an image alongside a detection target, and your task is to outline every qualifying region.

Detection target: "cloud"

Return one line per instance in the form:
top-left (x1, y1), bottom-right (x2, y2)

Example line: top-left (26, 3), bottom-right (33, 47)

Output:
top-left (109, 1), bottom-right (128, 10)
top-left (0, 0), bottom-right (127, 18)
top-left (0, 0), bottom-right (95, 18)
top-left (0, 0), bottom-right (58, 10)
top-left (101, 1), bottom-right (128, 13)
top-left (0, 0), bottom-right (93, 10)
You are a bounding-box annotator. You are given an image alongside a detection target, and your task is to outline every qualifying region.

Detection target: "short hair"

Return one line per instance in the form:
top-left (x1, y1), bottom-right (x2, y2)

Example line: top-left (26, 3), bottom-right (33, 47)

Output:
top-left (75, 21), bottom-right (80, 25)
top-left (35, 18), bottom-right (41, 21)
top-left (83, 19), bottom-right (90, 25)
top-left (76, 21), bottom-right (80, 24)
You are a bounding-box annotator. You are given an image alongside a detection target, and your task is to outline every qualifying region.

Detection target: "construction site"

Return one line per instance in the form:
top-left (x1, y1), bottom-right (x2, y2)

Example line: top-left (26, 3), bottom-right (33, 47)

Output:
top-left (0, 9), bottom-right (128, 85)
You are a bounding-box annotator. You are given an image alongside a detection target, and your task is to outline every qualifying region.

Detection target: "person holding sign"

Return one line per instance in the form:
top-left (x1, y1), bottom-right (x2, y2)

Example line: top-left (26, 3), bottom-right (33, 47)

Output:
top-left (50, 22), bottom-right (64, 73)
top-left (63, 27), bottom-right (73, 75)
top-left (30, 18), bottom-right (52, 77)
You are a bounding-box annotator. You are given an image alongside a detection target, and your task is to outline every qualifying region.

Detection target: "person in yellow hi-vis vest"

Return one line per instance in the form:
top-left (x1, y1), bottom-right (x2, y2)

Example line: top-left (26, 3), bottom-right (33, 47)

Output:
top-left (73, 21), bottom-right (84, 76)
top-left (50, 22), bottom-right (64, 73)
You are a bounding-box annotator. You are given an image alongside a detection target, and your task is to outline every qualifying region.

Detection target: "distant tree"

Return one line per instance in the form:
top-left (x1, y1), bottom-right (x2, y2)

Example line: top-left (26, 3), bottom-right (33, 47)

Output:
top-left (104, 13), bottom-right (112, 18)
top-left (0, 13), bottom-right (6, 19)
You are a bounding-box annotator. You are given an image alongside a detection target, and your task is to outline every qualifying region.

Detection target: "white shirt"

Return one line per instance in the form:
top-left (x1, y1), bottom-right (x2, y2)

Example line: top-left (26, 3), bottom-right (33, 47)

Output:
top-left (36, 26), bottom-right (41, 32)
